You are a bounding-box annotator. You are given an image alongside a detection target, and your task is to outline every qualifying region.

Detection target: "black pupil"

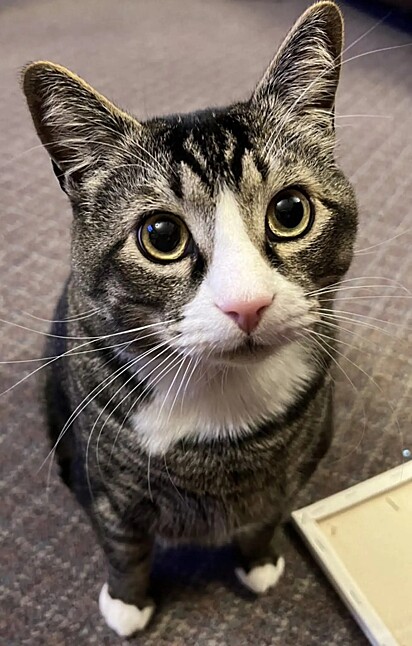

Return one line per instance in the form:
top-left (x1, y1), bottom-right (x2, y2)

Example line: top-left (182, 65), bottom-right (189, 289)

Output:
top-left (275, 194), bottom-right (304, 229)
top-left (147, 218), bottom-right (181, 253)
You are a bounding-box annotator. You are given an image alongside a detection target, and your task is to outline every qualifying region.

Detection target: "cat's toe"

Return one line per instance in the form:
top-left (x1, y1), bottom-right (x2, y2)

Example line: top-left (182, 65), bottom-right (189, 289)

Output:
top-left (235, 556), bottom-right (285, 594)
top-left (99, 583), bottom-right (154, 636)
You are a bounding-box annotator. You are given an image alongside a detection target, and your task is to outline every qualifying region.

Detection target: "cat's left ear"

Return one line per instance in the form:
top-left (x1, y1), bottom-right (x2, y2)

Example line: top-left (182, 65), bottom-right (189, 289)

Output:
top-left (251, 1), bottom-right (343, 121)
top-left (22, 61), bottom-right (140, 193)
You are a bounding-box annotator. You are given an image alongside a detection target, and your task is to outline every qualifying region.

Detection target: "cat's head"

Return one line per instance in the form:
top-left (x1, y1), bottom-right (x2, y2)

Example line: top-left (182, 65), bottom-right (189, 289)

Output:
top-left (22, 1), bottom-right (357, 368)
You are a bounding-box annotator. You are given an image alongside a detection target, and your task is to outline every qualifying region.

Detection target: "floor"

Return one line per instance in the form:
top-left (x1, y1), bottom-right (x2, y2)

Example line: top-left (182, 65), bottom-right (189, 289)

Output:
top-left (1, 1), bottom-right (411, 644)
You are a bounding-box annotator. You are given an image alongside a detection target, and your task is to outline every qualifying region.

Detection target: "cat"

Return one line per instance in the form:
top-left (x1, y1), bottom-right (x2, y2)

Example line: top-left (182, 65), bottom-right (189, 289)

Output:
top-left (22, 0), bottom-right (357, 637)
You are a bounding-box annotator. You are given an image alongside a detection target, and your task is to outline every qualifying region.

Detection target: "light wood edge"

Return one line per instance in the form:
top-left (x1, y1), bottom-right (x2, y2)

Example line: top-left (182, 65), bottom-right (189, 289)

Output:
top-left (291, 461), bottom-right (412, 646)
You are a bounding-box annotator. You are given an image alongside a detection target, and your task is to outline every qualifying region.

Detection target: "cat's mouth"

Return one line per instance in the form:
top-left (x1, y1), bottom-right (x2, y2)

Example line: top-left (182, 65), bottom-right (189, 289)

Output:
top-left (216, 338), bottom-right (281, 363)
top-left (212, 324), bottom-right (306, 364)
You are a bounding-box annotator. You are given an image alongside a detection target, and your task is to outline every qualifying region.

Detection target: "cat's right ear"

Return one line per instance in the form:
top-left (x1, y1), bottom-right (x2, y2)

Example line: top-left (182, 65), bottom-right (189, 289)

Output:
top-left (251, 1), bottom-right (343, 123)
top-left (22, 62), bottom-right (140, 193)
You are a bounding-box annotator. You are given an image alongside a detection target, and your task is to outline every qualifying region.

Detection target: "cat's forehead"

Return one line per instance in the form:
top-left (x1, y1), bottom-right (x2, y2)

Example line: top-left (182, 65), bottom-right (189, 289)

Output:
top-left (145, 106), bottom-right (270, 200)
top-left (139, 104), bottom-right (329, 217)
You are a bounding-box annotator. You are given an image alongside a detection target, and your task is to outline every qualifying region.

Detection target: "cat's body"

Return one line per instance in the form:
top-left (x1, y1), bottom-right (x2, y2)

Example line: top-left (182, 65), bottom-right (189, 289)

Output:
top-left (23, 1), bottom-right (357, 636)
top-left (47, 281), bottom-right (334, 544)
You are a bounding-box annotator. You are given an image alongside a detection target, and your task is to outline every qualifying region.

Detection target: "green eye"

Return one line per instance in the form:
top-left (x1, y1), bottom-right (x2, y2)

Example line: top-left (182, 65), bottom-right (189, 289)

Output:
top-left (137, 213), bottom-right (190, 263)
top-left (266, 188), bottom-right (313, 240)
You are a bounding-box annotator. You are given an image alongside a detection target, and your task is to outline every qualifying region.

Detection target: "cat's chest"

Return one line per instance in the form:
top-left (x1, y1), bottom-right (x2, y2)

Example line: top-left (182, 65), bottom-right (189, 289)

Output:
top-left (131, 342), bottom-right (314, 455)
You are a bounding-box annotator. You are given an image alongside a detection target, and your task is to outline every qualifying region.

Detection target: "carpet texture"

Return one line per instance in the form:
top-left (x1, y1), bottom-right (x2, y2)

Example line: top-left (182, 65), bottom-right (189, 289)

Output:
top-left (1, 1), bottom-right (411, 644)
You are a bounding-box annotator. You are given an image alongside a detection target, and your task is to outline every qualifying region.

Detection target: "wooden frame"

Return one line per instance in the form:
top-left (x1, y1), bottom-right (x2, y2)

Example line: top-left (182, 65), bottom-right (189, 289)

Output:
top-left (292, 462), bottom-right (412, 646)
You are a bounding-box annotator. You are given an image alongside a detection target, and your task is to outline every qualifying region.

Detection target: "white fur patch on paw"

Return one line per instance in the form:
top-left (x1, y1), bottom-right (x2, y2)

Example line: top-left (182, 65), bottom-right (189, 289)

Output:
top-left (235, 557), bottom-right (285, 594)
top-left (99, 583), bottom-right (154, 636)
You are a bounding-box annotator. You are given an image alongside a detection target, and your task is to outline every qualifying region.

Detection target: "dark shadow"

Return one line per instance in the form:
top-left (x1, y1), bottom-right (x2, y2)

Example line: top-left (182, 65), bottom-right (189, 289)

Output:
top-left (345, 0), bottom-right (412, 33)
top-left (150, 542), bottom-right (259, 604)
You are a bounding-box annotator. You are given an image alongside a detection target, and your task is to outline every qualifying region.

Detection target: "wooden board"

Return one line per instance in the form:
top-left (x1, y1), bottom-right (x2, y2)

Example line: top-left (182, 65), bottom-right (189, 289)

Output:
top-left (292, 462), bottom-right (412, 646)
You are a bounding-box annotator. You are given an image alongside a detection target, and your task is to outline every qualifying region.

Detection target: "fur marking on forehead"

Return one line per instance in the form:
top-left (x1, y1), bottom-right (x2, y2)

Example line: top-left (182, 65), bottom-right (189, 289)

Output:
top-left (208, 189), bottom-right (273, 303)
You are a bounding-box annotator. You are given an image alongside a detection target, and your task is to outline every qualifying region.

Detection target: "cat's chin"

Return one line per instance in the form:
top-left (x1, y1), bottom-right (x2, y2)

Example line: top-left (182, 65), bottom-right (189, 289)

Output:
top-left (211, 339), bottom-right (286, 366)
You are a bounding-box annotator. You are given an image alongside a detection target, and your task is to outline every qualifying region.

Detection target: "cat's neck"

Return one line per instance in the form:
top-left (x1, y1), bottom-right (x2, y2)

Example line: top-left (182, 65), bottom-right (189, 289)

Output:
top-left (130, 341), bottom-right (318, 455)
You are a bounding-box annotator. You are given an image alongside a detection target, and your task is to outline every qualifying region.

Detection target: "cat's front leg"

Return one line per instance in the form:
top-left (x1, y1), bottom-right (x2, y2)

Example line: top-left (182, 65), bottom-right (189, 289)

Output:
top-left (234, 521), bottom-right (285, 594)
top-left (98, 526), bottom-right (155, 637)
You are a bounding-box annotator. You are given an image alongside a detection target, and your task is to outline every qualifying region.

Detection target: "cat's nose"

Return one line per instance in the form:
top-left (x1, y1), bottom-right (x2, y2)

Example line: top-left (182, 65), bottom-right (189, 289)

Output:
top-left (217, 295), bottom-right (273, 333)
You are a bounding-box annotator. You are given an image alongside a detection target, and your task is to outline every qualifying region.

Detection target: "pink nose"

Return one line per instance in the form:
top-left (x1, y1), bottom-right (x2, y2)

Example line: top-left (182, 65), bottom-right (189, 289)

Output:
top-left (217, 295), bottom-right (273, 334)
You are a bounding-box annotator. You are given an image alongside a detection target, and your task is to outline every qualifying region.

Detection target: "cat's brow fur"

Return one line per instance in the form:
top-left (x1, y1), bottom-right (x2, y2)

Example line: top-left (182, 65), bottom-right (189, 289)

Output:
top-left (22, 1), bottom-right (358, 636)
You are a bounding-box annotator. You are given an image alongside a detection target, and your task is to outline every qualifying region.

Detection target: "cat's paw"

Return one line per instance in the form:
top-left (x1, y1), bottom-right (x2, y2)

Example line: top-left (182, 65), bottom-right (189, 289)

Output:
top-left (235, 556), bottom-right (285, 594)
top-left (99, 583), bottom-right (154, 636)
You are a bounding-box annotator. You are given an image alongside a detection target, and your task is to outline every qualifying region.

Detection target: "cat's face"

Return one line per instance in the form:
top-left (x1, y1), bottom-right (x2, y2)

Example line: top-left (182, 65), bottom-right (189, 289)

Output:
top-left (22, 1), bottom-right (357, 368)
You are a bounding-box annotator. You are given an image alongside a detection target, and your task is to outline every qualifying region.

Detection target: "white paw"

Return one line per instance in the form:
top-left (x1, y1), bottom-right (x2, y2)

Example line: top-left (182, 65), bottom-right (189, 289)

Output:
top-left (235, 556), bottom-right (285, 594)
top-left (99, 583), bottom-right (154, 636)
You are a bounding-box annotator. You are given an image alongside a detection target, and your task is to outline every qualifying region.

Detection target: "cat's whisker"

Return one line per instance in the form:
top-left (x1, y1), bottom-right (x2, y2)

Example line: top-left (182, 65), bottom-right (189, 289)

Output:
top-left (1, 336), bottom-right (106, 397)
top-left (58, 338), bottom-right (176, 467)
top-left (321, 295), bottom-right (412, 303)
top-left (105, 149), bottom-right (169, 182)
top-left (0, 315), bottom-right (175, 342)
top-left (41, 334), bottom-right (177, 479)
top-left (108, 349), bottom-right (184, 465)
top-left (59, 135), bottom-right (163, 179)
top-left (339, 10), bottom-right (392, 55)
top-left (305, 276), bottom-right (409, 297)
top-left (312, 283), bottom-right (410, 296)
top-left (95, 344), bottom-right (183, 476)
top-left (306, 331), bottom-right (369, 465)
top-left (0, 337), bottom-right (151, 365)
top-left (0, 323), bottom-right (170, 396)
top-left (310, 327), bottom-right (369, 356)
top-left (310, 287), bottom-right (410, 303)
top-left (147, 452), bottom-right (153, 503)
top-left (318, 312), bottom-right (403, 337)
top-left (101, 346), bottom-right (182, 462)
top-left (342, 42), bottom-right (412, 68)
top-left (84, 121), bottom-right (174, 177)
top-left (307, 330), bottom-right (357, 390)
top-left (317, 108), bottom-right (392, 121)
top-left (2, 135), bottom-right (167, 186)
top-left (21, 306), bottom-right (102, 324)
top-left (45, 341), bottom-right (138, 493)
top-left (180, 355), bottom-right (200, 413)
top-left (319, 318), bottom-right (381, 348)
top-left (319, 308), bottom-right (412, 330)
top-left (91, 344), bottom-right (183, 500)
top-left (295, 333), bottom-right (329, 376)
top-left (0, 316), bottom-right (92, 342)
top-left (102, 351), bottom-right (186, 501)
top-left (166, 355), bottom-right (193, 424)
top-left (43, 344), bottom-right (144, 490)
top-left (163, 454), bottom-right (185, 504)
top-left (310, 330), bottom-right (404, 460)
top-left (71, 137), bottom-right (164, 178)
top-left (196, 343), bottom-right (220, 386)
top-left (131, 140), bottom-right (174, 177)
top-left (143, 355), bottom-right (188, 502)
top-left (335, 114), bottom-right (392, 120)
top-left (156, 355), bottom-right (187, 424)
top-left (0, 137), bottom-right (121, 172)
top-left (355, 228), bottom-right (411, 254)
top-left (220, 363), bottom-right (229, 397)
top-left (86, 123), bottom-right (173, 179)
top-left (47, 339), bottom-right (174, 494)
top-left (104, 161), bottom-right (160, 177)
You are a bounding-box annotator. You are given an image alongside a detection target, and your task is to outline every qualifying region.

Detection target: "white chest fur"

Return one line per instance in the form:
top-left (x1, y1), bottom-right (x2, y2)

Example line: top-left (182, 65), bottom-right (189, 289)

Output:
top-left (131, 341), bottom-right (313, 455)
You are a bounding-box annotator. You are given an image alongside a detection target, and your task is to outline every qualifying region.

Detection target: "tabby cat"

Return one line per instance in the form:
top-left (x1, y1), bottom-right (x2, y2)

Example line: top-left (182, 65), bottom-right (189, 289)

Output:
top-left (22, 1), bottom-right (357, 637)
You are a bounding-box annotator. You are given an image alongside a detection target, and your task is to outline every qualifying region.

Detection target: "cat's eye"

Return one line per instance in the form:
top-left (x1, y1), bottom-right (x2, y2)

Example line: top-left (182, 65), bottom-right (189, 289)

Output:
top-left (266, 188), bottom-right (313, 241)
top-left (137, 213), bottom-right (190, 263)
